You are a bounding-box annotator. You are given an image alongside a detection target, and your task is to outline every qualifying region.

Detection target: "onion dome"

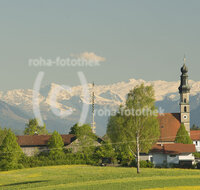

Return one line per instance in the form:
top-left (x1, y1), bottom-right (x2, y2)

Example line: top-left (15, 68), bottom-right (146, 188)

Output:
top-left (181, 64), bottom-right (188, 74)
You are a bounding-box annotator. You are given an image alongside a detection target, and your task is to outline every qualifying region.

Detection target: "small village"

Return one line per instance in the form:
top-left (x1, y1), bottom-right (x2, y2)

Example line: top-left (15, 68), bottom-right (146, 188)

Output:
top-left (1, 62), bottom-right (200, 172)
top-left (1, 1), bottom-right (200, 189)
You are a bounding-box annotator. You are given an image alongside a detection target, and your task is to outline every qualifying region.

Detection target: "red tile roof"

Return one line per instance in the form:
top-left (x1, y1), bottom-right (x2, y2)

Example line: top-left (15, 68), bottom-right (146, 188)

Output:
top-left (17, 134), bottom-right (76, 147)
top-left (151, 144), bottom-right (164, 153)
top-left (190, 130), bottom-right (200, 141)
top-left (158, 113), bottom-right (181, 142)
top-left (151, 143), bottom-right (195, 154)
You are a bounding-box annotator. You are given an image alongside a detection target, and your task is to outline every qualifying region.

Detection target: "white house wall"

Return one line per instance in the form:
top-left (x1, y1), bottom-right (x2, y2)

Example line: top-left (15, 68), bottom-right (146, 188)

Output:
top-left (151, 153), bottom-right (195, 167)
top-left (152, 153), bottom-right (167, 166)
top-left (193, 141), bottom-right (200, 152)
top-left (166, 155), bottom-right (179, 164)
top-left (179, 153), bottom-right (194, 161)
top-left (21, 147), bottom-right (48, 156)
top-left (140, 154), bottom-right (152, 161)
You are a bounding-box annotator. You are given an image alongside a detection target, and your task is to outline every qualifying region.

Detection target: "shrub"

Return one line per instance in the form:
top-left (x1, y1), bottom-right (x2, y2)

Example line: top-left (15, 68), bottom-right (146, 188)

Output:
top-left (196, 162), bottom-right (200, 169)
top-left (130, 160), bottom-right (154, 168)
top-left (194, 152), bottom-right (200, 159)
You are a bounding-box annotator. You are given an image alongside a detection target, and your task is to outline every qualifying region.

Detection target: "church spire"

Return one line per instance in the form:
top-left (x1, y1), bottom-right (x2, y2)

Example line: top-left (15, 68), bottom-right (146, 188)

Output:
top-left (178, 56), bottom-right (190, 94)
top-left (179, 56), bottom-right (190, 134)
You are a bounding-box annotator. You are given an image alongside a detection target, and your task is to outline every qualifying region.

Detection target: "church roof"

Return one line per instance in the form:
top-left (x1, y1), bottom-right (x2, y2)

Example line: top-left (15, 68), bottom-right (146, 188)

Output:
top-left (158, 113), bottom-right (181, 142)
top-left (190, 130), bottom-right (200, 141)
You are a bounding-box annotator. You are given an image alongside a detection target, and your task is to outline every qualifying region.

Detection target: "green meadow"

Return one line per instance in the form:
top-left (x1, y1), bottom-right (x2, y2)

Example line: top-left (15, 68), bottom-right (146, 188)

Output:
top-left (0, 165), bottom-right (200, 190)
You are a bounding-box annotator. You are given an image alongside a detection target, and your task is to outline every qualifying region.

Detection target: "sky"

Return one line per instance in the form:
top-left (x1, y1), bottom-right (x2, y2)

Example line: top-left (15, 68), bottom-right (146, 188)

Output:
top-left (0, 0), bottom-right (200, 90)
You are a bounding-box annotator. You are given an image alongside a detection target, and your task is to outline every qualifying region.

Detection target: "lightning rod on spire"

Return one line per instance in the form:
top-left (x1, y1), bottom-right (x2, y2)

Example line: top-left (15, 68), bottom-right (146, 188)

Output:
top-left (183, 54), bottom-right (186, 64)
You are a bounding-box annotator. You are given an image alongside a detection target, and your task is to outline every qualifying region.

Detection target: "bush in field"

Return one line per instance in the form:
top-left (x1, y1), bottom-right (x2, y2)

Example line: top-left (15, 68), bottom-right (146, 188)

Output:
top-left (19, 152), bottom-right (91, 168)
top-left (95, 140), bottom-right (117, 165)
top-left (197, 162), bottom-right (200, 169)
top-left (130, 160), bottom-right (154, 168)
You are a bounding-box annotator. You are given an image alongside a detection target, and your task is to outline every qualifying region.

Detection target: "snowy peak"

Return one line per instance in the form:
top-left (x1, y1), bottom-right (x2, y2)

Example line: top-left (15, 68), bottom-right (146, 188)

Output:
top-left (0, 78), bottom-right (200, 110)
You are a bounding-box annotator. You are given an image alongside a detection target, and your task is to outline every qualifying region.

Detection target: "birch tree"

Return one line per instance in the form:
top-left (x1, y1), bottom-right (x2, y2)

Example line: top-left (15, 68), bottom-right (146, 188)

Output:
top-left (107, 84), bottom-right (160, 173)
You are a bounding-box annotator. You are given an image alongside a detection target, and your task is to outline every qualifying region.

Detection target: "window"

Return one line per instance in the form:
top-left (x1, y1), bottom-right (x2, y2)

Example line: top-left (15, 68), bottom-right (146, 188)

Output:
top-left (196, 141), bottom-right (198, 146)
top-left (184, 106), bottom-right (187, 112)
top-left (184, 98), bottom-right (187, 103)
top-left (169, 155), bottom-right (176, 157)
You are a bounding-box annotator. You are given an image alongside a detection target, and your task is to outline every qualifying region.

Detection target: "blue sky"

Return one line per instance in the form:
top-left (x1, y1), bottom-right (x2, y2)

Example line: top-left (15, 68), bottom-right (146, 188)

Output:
top-left (0, 0), bottom-right (200, 90)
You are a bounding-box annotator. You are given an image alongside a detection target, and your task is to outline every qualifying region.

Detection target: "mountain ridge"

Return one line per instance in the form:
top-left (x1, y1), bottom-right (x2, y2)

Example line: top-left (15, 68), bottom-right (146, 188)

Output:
top-left (0, 78), bottom-right (200, 135)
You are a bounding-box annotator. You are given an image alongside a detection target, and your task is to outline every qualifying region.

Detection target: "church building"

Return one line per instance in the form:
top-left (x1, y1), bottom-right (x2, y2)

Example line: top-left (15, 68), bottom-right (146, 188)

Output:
top-left (149, 60), bottom-right (196, 167)
top-left (157, 60), bottom-right (191, 144)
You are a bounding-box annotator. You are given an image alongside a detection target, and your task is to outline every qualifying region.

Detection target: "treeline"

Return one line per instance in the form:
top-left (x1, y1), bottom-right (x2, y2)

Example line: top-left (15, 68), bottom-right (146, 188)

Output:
top-left (0, 123), bottom-right (153, 171)
top-left (191, 124), bottom-right (200, 131)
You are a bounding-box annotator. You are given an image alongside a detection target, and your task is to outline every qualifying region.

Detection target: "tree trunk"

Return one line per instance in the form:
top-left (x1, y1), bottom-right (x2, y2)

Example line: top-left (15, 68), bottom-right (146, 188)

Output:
top-left (136, 134), bottom-right (140, 174)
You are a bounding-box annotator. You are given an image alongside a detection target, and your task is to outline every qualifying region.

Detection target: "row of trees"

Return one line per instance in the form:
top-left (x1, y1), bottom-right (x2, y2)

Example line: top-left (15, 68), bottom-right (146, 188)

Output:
top-left (0, 123), bottom-right (116, 171)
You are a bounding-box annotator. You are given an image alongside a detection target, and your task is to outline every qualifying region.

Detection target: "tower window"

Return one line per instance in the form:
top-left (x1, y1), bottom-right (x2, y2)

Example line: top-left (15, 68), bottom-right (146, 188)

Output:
top-left (184, 106), bottom-right (187, 112)
top-left (184, 98), bottom-right (187, 103)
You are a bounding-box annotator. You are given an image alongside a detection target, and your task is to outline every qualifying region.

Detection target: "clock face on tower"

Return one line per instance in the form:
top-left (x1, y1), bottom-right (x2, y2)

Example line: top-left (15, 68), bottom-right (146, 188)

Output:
top-left (183, 115), bottom-right (188, 119)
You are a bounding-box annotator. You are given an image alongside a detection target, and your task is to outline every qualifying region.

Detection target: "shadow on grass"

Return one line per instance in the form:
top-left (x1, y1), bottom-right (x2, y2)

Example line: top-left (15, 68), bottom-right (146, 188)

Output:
top-left (0, 180), bottom-right (50, 187)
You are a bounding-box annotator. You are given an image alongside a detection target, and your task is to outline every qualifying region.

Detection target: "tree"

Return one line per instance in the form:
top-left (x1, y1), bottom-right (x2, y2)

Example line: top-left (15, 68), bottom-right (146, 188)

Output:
top-left (175, 124), bottom-right (193, 144)
top-left (24, 118), bottom-right (48, 135)
top-left (69, 123), bottom-right (97, 155)
top-left (0, 127), bottom-right (8, 146)
top-left (0, 129), bottom-right (23, 170)
top-left (95, 139), bottom-right (116, 164)
top-left (69, 123), bottom-right (95, 138)
top-left (107, 84), bottom-right (160, 173)
top-left (48, 131), bottom-right (64, 158)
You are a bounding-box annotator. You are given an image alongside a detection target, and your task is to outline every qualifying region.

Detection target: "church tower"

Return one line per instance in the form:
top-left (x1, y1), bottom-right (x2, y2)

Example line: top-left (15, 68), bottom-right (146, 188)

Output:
top-left (178, 58), bottom-right (190, 134)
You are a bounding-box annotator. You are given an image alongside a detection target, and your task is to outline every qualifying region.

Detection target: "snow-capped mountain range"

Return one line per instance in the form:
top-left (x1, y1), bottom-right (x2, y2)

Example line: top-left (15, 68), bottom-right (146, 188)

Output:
top-left (1, 79), bottom-right (200, 135)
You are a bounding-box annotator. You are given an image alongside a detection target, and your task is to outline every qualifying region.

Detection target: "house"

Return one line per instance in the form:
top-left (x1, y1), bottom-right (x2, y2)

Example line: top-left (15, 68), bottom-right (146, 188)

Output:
top-left (17, 134), bottom-right (103, 156)
top-left (67, 137), bottom-right (102, 153)
top-left (190, 130), bottom-right (200, 152)
top-left (17, 134), bottom-right (76, 156)
top-left (151, 143), bottom-right (195, 167)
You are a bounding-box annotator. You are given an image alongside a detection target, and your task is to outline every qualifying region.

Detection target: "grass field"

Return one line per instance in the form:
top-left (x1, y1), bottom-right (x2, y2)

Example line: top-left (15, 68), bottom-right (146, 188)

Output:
top-left (0, 165), bottom-right (200, 190)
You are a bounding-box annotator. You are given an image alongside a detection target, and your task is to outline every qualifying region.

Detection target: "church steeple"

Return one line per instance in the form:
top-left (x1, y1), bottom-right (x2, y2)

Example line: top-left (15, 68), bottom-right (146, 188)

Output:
top-left (179, 60), bottom-right (190, 94)
top-left (178, 57), bottom-right (190, 133)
